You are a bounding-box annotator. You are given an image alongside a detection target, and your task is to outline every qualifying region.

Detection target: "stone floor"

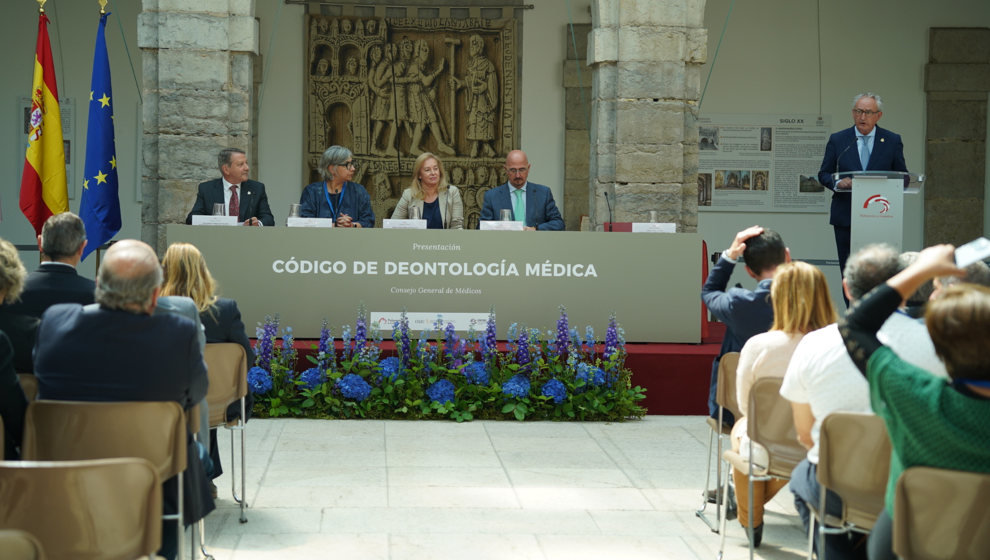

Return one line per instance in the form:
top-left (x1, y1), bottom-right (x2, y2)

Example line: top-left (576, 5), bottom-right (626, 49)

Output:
top-left (201, 417), bottom-right (810, 560)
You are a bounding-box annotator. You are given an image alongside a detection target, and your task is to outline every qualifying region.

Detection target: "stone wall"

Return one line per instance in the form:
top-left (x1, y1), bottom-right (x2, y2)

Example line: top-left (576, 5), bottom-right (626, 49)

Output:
top-left (563, 24), bottom-right (591, 231)
top-left (587, 1), bottom-right (706, 232)
top-left (138, 0), bottom-right (259, 252)
top-left (924, 27), bottom-right (989, 245)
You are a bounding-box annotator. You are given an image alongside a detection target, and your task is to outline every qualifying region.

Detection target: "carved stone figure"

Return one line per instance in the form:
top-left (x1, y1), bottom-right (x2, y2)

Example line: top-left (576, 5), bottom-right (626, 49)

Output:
top-left (451, 34), bottom-right (498, 157)
top-left (405, 40), bottom-right (454, 156)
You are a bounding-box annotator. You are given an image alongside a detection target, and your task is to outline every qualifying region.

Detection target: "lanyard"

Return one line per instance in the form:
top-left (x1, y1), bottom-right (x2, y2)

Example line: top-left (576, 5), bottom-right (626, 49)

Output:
top-left (323, 181), bottom-right (346, 222)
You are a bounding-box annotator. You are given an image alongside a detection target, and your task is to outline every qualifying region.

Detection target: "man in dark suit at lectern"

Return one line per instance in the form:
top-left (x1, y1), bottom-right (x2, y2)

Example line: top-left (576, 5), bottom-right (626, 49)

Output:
top-left (817, 92), bottom-right (907, 276)
top-left (186, 148), bottom-right (275, 227)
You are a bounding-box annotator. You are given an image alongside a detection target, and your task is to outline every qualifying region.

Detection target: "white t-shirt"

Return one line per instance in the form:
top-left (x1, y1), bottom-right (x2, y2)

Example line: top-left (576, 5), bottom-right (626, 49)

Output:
top-left (780, 312), bottom-right (947, 464)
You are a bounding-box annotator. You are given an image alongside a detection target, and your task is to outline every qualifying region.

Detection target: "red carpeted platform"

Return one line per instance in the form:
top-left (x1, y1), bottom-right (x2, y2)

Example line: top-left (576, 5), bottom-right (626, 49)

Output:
top-left (276, 322), bottom-right (723, 416)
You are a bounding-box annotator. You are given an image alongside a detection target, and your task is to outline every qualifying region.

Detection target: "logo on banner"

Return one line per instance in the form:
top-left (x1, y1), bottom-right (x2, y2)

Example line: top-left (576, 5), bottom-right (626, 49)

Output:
top-left (863, 194), bottom-right (891, 215)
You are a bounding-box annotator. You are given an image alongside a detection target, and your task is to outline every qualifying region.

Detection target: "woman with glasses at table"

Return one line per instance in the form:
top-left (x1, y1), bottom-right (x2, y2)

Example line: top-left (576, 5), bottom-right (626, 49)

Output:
top-left (390, 152), bottom-right (463, 229)
top-left (299, 145), bottom-right (375, 228)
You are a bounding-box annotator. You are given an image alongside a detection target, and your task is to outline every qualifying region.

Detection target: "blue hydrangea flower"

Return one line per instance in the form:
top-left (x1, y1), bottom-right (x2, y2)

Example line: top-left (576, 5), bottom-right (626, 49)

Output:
top-left (462, 361), bottom-right (489, 385)
top-left (426, 379), bottom-right (456, 405)
top-left (541, 378), bottom-right (567, 404)
top-left (576, 362), bottom-right (608, 389)
top-left (298, 367), bottom-right (325, 390)
top-left (502, 374), bottom-right (531, 399)
top-left (336, 373), bottom-right (372, 402)
top-left (378, 356), bottom-right (402, 382)
top-left (247, 366), bottom-right (273, 394)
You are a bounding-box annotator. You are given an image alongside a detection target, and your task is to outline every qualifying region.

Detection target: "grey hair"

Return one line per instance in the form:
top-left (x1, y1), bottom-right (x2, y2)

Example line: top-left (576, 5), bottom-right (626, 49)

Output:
top-left (218, 148), bottom-right (246, 172)
top-left (40, 212), bottom-right (87, 260)
top-left (95, 242), bottom-right (163, 311)
top-left (845, 243), bottom-right (900, 301)
top-left (852, 92), bottom-right (884, 112)
top-left (0, 238), bottom-right (27, 304)
top-left (319, 145), bottom-right (353, 181)
top-left (941, 260), bottom-right (990, 289)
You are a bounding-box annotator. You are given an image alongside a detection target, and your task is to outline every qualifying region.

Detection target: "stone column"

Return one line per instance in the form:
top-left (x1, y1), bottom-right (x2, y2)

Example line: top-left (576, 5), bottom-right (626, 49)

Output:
top-left (587, 1), bottom-right (707, 232)
top-left (923, 27), bottom-right (989, 246)
top-left (138, 0), bottom-right (259, 252)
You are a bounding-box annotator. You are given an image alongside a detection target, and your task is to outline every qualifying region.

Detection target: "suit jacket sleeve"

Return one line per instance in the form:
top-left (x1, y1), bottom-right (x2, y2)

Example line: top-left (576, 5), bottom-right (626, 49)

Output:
top-left (185, 182), bottom-right (213, 224)
top-left (817, 134), bottom-right (841, 192)
top-left (479, 189), bottom-right (498, 224)
top-left (298, 184), bottom-right (321, 218)
top-left (391, 189), bottom-right (412, 219)
top-left (701, 256), bottom-right (737, 322)
top-left (447, 186), bottom-right (464, 229)
top-left (252, 182), bottom-right (276, 226)
top-left (536, 186), bottom-right (564, 231)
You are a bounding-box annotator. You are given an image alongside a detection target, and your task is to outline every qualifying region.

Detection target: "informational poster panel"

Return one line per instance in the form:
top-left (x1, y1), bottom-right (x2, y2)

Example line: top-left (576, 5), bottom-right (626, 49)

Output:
top-left (697, 114), bottom-right (831, 213)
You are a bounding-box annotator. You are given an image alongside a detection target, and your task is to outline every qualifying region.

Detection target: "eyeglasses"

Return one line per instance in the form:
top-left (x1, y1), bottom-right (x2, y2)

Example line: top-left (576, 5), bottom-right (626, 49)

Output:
top-left (506, 167), bottom-right (529, 175)
top-left (852, 109), bottom-right (880, 116)
top-left (340, 160), bottom-right (356, 169)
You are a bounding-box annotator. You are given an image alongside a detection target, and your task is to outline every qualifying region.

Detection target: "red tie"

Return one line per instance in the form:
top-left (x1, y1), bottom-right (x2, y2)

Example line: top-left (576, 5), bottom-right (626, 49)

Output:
top-left (229, 185), bottom-right (240, 218)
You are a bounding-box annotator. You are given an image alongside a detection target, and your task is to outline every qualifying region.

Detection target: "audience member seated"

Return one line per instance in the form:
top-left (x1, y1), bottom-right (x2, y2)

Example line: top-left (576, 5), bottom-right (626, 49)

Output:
top-left (839, 245), bottom-right (990, 560)
top-left (5, 212), bottom-right (95, 318)
top-left (0, 239), bottom-right (39, 373)
top-left (701, 226), bottom-right (789, 427)
top-left (161, 242), bottom-right (255, 494)
top-left (783, 244), bottom-right (944, 559)
top-left (32, 239), bottom-right (213, 560)
top-left (730, 260), bottom-right (836, 547)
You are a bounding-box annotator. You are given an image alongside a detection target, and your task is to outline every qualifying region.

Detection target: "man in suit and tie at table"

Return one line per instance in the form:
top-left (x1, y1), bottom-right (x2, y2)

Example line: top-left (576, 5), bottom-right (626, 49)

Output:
top-left (479, 150), bottom-right (564, 231)
top-left (817, 92), bottom-right (908, 277)
top-left (186, 147), bottom-right (275, 227)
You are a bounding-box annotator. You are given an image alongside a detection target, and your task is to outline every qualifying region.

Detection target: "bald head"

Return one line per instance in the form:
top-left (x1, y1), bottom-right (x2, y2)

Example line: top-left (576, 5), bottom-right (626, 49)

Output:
top-left (95, 240), bottom-right (163, 313)
top-left (504, 150), bottom-right (531, 188)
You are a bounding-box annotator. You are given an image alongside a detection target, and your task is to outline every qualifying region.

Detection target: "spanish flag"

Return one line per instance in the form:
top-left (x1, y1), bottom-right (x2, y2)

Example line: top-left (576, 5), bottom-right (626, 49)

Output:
top-left (20, 12), bottom-right (68, 236)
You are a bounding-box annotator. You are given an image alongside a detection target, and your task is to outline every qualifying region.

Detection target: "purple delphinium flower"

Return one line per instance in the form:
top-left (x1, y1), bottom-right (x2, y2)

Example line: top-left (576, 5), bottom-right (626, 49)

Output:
top-left (425, 379), bottom-right (456, 404)
top-left (462, 361), bottom-right (489, 385)
top-left (336, 373), bottom-right (372, 402)
top-left (247, 366), bottom-right (273, 394)
top-left (553, 306), bottom-right (569, 357)
top-left (444, 321), bottom-right (459, 360)
top-left (341, 324), bottom-right (353, 361)
top-left (254, 316), bottom-right (278, 371)
top-left (378, 356), bottom-right (402, 382)
top-left (484, 309), bottom-right (498, 363)
top-left (318, 319), bottom-right (333, 371)
top-left (400, 314), bottom-right (412, 368)
top-left (501, 374), bottom-right (531, 399)
top-left (354, 310), bottom-right (367, 356)
top-left (299, 367), bottom-right (325, 390)
top-left (515, 329), bottom-right (531, 369)
top-left (604, 314), bottom-right (619, 360)
top-left (541, 378), bottom-right (567, 404)
top-left (584, 326), bottom-right (595, 355)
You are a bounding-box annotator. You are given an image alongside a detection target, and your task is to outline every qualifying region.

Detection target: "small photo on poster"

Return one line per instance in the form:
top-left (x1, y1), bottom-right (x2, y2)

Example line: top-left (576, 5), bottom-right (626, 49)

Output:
top-left (698, 173), bottom-right (712, 206)
top-left (800, 175), bottom-right (825, 193)
top-left (752, 170), bottom-right (769, 191)
top-left (700, 127), bottom-right (720, 151)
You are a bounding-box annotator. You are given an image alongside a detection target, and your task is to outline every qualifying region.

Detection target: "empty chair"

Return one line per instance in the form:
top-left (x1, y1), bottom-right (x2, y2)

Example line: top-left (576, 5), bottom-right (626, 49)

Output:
top-left (204, 342), bottom-right (249, 522)
top-left (719, 377), bottom-right (806, 560)
top-left (0, 457), bottom-right (161, 560)
top-left (21, 400), bottom-right (188, 558)
top-left (697, 351), bottom-right (741, 532)
top-left (807, 412), bottom-right (890, 559)
top-left (894, 467), bottom-right (990, 560)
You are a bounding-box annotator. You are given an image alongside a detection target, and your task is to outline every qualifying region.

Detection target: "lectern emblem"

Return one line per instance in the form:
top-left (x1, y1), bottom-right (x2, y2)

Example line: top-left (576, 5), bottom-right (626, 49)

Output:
top-left (863, 194), bottom-right (890, 214)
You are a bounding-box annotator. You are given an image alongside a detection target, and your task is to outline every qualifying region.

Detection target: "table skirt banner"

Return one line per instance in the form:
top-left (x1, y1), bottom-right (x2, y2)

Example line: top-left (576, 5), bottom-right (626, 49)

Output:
top-left (166, 226), bottom-right (701, 343)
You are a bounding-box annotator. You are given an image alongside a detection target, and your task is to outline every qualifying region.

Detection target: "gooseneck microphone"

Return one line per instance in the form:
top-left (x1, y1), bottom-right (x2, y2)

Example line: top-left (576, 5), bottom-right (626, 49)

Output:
top-left (833, 141), bottom-right (857, 189)
top-left (604, 191), bottom-right (613, 232)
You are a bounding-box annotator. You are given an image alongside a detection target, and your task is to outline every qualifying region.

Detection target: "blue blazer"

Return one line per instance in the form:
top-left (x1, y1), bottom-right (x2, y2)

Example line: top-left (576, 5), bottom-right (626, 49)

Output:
top-left (186, 178), bottom-right (276, 226)
top-left (817, 126), bottom-right (907, 228)
top-left (478, 182), bottom-right (564, 230)
top-left (299, 181), bottom-right (376, 228)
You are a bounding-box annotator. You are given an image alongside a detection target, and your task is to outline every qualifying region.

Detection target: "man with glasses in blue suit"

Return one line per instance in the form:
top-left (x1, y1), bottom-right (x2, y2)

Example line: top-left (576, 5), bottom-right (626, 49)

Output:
top-left (479, 150), bottom-right (564, 231)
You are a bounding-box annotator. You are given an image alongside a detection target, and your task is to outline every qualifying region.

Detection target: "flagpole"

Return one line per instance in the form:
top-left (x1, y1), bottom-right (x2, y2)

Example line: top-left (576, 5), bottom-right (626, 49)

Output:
top-left (37, 0), bottom-right (46, 13)
top-left (98, 0), bottom-right (107, 14)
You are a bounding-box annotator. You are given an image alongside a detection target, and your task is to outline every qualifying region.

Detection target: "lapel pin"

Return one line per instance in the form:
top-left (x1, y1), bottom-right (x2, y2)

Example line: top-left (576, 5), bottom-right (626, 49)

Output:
top-left (247, 191), bottom-right (252, 195)
top-left (880, 138), bottom-right (885, 143)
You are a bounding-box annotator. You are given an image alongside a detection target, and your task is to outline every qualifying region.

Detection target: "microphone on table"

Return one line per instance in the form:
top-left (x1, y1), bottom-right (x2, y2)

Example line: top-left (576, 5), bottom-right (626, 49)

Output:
top-left (604, 191), bottom-right (613, 232)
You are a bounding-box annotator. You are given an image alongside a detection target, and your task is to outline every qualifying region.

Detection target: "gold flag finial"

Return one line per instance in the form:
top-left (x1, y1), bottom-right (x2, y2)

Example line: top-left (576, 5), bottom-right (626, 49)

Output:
top-left (98, 0), bottom-right (107, 14)
top-left (37, 0), bottom-right (47, 13)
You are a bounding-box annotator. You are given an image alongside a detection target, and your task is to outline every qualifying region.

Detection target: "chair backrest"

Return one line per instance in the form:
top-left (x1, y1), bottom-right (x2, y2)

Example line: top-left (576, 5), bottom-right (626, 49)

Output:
top-left (817, 412), bottom-right (890, 530)
top-left (17, 373), bottom-right (37, 402)
top-left (747, 376), bottom-right (805, 478)
top-left (0, 458), bottom-right (161, 560)
top-left (204, 343), bottom-right (248, 426)
top-left (715, 352), bottom-right (742, 420)
top-left (894, 466), bottom-right (990, 560)
top-left (21, 400), bottom-right (186, 480)
top-left (0, 529), bottom-right (44, 560)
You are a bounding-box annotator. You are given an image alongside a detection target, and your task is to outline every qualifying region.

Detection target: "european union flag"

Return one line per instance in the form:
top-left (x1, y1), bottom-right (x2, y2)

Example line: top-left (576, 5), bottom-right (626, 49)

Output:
top-left (79, 12), bottom-right (121, 260)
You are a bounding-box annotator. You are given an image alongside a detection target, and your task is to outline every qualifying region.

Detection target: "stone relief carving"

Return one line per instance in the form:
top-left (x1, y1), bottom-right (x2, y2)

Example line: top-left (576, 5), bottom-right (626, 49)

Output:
top-left (304, 16), bottom-right (519, 227)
